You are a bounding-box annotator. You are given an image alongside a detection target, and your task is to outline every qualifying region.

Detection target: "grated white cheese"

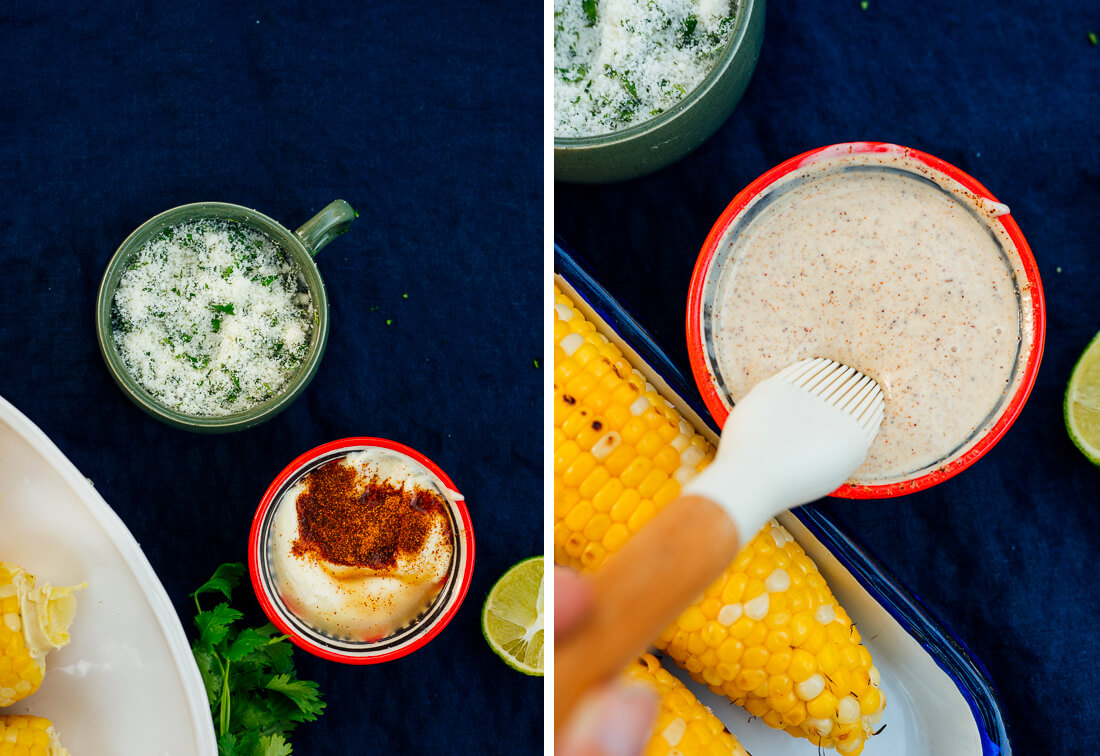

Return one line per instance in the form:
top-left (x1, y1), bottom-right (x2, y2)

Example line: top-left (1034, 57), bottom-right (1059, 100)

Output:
top-left (554, 0), bottom-right (738, 137)
top-left (111, 219), bottom-right (314, 416)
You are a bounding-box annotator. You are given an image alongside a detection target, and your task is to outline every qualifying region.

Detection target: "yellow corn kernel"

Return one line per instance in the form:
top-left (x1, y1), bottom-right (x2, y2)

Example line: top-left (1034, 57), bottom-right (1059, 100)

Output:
top-left (807, 690), bottom-right (839, 720)
top-left (591, 478), bottom-right (623, 513)
top-left (0, 564), bottom-right (83, 709)
top-left (578, 465), bottom-right (611, 500)
top-left (636, 468), bottom-right (667, 499)
top-left (635, 430), bottom-right (665, 458)
top-left (652, 446), bottom-right (681, 474)
top-left (701, 622), bottom-right (727, 649)
top-left (620, 456), bottom-right (653, 488)
top-left (602, 523), bottom-right (631, 553)
top-left (604, 444), bottom-right (637, 476)
top-left (626, 499), bottom-right (657, 533)
top-left (580, 542), bottom-right (607, 571)
top-left (553, 439), bottom-right (581, 474)
top-left (652, 478), bottom-right (681, 507)
top-left (699, 597), bottom-right (722, 619)
top-left (564, 501), bottom-right (594, 532)
top-left (677, 606), bottom-right (706, 633)
top-left (765, 649), bottom-right (792, 676)
top-left (582, 513), bottom-right (611, 543)
top-left (0, 715), bottom-right (70, 756)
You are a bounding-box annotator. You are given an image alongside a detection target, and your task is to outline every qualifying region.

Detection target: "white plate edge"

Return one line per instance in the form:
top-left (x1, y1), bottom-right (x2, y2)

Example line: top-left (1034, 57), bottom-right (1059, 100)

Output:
top-left (0, 394), bottom-right (218, 755)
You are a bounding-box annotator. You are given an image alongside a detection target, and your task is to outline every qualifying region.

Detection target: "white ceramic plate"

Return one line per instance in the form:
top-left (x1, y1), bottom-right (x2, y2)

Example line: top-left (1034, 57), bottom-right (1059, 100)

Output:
top-left (0, 396), bottom-right (217, 755)
top-left (555, 256), bottom-right (1010, 755)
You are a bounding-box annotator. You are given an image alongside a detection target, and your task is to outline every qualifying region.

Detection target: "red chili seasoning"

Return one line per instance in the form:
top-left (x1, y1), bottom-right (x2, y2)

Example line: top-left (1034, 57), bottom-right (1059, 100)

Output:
top-left (292, 459), bottom-right (452, 570)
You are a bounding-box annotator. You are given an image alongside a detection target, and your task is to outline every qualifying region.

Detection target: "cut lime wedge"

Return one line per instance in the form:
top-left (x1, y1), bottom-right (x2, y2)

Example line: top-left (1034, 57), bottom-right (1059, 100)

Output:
top-left (482, 556), bottom-right (544, 676)
top-left (1066, 330), bottom-right (1100, 466)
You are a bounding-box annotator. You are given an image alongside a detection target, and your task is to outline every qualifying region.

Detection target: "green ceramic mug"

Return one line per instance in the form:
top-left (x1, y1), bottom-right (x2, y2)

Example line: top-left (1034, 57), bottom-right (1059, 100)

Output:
top-left (95, 199), bottom-right (355, 432)
top-left (554, 0), bottom-right (766, 183)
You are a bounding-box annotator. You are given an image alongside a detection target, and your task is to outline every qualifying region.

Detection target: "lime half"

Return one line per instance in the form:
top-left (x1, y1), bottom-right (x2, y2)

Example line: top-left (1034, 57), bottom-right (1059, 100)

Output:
top-left (1066, 330), bottom-right (1100, 466)
top-left (482, 556), bottom-right (544, 676)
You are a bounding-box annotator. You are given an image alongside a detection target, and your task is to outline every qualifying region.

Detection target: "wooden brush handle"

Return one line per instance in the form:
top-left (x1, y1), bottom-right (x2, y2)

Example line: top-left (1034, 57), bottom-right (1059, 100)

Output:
top-left (554, 494), bottom-right (742, 731)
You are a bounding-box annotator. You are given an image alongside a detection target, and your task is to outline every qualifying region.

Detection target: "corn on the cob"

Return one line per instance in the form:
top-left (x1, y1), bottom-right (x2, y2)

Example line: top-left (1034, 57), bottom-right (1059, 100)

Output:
top-left (0, 564), bottom-right (83, 707)
top-left (553, 286), bottom-right (885, 755)
top-left (625, 653), bottom-right (749, 756)
top-left (0, 716), bottom-right (70, 756)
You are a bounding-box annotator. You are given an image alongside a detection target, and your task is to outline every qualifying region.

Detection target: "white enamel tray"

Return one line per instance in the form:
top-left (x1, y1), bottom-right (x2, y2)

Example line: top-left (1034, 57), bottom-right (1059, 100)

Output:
top-left (556, 241), bottom-right (1011, 756)
top-left (0, 395), bottom-right (217, 755)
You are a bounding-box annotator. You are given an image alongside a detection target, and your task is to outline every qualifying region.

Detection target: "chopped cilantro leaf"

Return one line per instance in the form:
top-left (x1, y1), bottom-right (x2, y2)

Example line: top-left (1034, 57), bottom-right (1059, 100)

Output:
top-left (190, 563), bottom-right (326, 755)
top-left (582, 0), bottom-right (598, 25)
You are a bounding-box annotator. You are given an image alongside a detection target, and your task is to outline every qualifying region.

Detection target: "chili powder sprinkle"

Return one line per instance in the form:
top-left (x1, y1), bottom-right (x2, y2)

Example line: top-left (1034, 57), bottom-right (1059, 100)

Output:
top-left (291, 459), bottom-right (452, 572)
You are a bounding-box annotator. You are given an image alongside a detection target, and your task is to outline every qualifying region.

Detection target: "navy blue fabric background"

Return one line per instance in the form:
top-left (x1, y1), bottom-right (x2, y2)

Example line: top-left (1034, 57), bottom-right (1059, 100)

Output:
top-left (0, 2), bottom-right (542, 754)
top-left (557, 1), bottom-right (1098, 753)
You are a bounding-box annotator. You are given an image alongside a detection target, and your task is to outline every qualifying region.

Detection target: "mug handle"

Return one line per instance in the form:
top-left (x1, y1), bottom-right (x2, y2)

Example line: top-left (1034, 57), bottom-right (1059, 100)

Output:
top-left (295, 199), bottom-right (357, 256)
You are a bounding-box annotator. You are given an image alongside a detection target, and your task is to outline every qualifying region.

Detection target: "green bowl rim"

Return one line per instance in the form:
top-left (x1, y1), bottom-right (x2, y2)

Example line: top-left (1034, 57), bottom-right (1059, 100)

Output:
top-left (553, 0), bottom-right (760, 149)
top-left (95, 201), bottom-right (331, 433)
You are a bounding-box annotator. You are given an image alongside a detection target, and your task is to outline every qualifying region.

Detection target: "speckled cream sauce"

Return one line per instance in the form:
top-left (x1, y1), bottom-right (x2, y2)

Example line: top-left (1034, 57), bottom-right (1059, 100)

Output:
top-left (710, 156), bottom-right (1022, 481)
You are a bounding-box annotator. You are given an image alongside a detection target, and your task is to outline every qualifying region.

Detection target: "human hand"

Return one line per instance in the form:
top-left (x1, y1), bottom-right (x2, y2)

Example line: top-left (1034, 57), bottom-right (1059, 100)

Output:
top-left (554, 567), bottom-right (658, 756)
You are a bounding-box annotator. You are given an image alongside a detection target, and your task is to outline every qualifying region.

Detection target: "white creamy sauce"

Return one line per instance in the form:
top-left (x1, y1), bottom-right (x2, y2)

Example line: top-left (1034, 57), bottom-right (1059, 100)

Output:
top-left (270, 449), bottom-right (454, 641)
top-left (709, 156), bottom-right (1022, 481)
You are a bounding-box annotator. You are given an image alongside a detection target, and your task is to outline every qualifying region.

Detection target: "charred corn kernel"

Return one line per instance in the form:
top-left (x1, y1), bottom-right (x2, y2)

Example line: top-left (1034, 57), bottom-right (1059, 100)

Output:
top-left (580, 542), bottom-right (607, 571)
top-left (0, 564), bottom-right (84, 708)
top-left (624, 655), bottom-right (752, 756)
top-left (0, 716), bottom-right (70, 756)
top-left (552, 289), bottom-right (886, 753)
top-left (620, 457), bottom-right (652, 488)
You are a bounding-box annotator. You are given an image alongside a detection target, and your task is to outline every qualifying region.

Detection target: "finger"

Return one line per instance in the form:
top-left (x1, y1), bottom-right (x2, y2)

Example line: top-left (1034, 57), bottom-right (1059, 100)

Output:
top-left (555, 680), bottom-right (658, 756)
top-left (555, 566), bottom-right (593, 634)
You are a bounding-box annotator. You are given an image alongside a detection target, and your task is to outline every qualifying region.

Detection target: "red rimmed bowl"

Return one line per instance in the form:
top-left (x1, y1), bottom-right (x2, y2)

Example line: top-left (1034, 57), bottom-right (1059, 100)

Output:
top-left (249, 437), bottom-right (475, 663)
top-left (686, 142), bottom-right (1045, 498)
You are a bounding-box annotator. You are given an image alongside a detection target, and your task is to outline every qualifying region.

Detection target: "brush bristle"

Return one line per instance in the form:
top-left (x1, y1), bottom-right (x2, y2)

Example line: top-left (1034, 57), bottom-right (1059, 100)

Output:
top-left (778, 358), bottom-right (885, 440)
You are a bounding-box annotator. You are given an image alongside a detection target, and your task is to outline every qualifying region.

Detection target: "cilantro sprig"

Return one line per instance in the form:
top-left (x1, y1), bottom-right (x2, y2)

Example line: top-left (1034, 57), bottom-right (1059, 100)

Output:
top-left (191, 563), bottom-right (326, 756)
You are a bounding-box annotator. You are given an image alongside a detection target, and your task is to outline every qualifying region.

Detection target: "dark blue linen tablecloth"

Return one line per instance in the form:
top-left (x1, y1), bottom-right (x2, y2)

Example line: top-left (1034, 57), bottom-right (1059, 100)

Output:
top-left (1, 2), bottom-right (542, 753)
top-left (557, 1), bottom-right (1099, 752)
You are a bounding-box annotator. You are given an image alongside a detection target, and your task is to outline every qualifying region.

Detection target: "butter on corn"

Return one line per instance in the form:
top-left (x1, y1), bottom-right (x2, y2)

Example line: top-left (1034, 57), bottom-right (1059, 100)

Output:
top-left (626, 653), bottom-right (749, 756)
top-left (0, 715), bottom-right (70, 756)
top-left (553, 286), bottom-right (885, 755)
top-left (0, 563), bottom-right (84, 707)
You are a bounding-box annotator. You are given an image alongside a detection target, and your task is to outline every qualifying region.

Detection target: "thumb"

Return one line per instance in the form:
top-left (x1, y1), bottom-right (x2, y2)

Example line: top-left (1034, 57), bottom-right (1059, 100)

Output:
top-left (556, 681), bottom-right (658, 756)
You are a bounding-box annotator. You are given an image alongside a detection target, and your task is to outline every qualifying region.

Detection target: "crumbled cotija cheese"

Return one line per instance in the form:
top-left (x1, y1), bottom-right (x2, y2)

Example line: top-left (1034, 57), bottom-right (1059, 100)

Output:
top-left (112, 219), bottom-right (314, 416)
top-left (554, 0), bottom-right (737, 137)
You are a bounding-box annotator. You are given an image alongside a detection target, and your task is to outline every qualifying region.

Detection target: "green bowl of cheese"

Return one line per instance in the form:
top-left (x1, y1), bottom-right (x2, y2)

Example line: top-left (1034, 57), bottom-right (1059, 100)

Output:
top-left (95, 200), bottom-right (355, 433)
top-left (553, 0), bottom-right (765, 183)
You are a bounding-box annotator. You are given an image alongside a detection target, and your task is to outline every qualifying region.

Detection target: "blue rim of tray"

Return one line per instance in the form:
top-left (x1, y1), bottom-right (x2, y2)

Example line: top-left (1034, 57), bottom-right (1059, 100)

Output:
top-left (555, 236), bottom-right (1012, 756)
